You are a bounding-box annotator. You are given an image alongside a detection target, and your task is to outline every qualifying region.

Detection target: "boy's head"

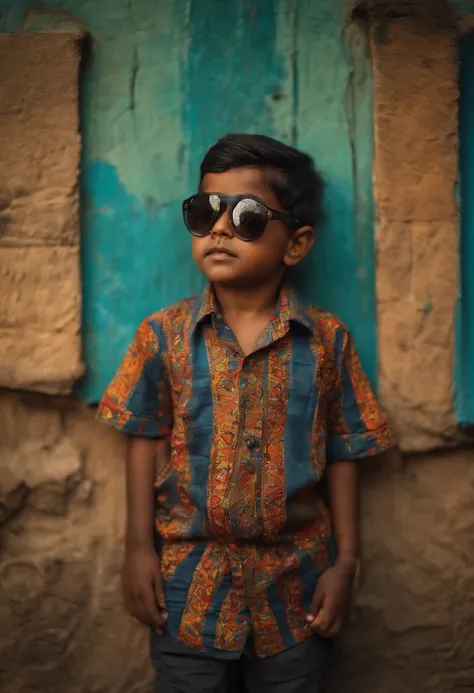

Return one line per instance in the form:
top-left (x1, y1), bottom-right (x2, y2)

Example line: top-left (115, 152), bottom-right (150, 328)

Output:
top-left (183, 133), bottom-right (324, 288)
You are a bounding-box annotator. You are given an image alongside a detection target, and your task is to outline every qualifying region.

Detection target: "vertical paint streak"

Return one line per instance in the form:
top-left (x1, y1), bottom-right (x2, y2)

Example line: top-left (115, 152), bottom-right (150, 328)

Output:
top-left (272, 0), bottom-right (297, 143)
top-left (342, 16), bottom-right (377, 386)
top-left (291, 0), bottom-right (377, 388)
top-left (78, 0), bottom-right (195, 401)
top-left (456, 32), bottom-right (474, 425)
top-left (0, 0), bottom-right (28, 31)
top-left (185, 0), bottom-right (281, 188)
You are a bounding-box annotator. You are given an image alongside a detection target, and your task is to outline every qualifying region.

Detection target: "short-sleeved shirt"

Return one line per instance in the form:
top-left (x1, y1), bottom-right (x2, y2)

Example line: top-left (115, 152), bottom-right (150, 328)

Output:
top-left (97, 283), bottom-right (393, 659)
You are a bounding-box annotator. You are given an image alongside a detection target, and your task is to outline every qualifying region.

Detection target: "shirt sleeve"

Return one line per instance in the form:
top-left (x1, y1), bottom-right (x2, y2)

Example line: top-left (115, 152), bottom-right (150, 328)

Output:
top-left (326, 326), bottom-right (394, 462)
top-left (96, 317), bottom-right (172, 438)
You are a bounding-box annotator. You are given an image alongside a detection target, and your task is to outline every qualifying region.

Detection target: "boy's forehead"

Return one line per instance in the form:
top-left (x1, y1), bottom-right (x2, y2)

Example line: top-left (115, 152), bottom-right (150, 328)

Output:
top-left (200, 167), bottom-right (278, 204)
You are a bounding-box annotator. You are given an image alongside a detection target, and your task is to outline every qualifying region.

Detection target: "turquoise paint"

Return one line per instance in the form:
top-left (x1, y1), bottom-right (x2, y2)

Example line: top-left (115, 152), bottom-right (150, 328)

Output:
top-left (186, 0), bottom-right (377, 386)
top-left (451, 1), bottom-right (474, 12)
top-left (0, 0), bottom-right (377, 403)
top-left (456, 32), bottom-right (474, 425)
top-left (294, 3), bottom-right (377, 385)
top-left (185, 0), bottom-right (283, 180)
top-left (81, 159), bottom-right (205, 400)
top-left (0, 0), bottom-right (28, 31)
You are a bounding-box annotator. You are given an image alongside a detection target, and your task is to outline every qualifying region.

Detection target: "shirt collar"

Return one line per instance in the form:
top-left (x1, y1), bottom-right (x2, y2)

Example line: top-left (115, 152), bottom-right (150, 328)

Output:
top-left (191, 282), bottom-right (317, 337)
top-left (191, 284), bottom-right (219, 329)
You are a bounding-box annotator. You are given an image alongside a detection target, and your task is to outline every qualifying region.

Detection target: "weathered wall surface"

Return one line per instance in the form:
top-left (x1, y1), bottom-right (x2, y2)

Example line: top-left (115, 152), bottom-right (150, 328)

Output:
top-left (0, 0), bottom-right (379, 404)
top-left (371, 7), bottom-right (460, 451)
top-left (1, 2), bottom-right (473, 693)
top-left (0, 393), bottom-right (152, 693)
top-left (0, 33), bottom-right (83, 394)
top-left (1, 393), bottom-right (473, 693)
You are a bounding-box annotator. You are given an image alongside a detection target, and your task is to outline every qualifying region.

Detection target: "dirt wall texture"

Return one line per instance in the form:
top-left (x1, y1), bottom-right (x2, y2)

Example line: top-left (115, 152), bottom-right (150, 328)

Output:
top-left (1, 392), bottom-right (473, 693)
top-left (1, 3), bottom-right (473, 693)
top-left (371, 9), bottom-right (460, 453)
top-left (0, 33), bottom-right (83, 394)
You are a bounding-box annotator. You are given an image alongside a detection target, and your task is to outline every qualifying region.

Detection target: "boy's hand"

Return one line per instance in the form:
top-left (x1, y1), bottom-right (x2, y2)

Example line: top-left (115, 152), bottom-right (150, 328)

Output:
top-left (305, 560), bottom-right (357, 637)
top-left (122, 547), bottom-right (167, 633)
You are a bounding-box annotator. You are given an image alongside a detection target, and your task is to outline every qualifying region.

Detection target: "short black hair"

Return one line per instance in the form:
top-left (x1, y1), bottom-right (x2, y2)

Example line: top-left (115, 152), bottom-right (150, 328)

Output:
top-left (199, 133), bottom-right (324, 229)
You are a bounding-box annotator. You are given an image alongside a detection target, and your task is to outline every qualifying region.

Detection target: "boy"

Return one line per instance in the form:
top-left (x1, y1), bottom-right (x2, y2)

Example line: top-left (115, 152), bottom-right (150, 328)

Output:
top-left (97, 134), bottom-right (393, 692)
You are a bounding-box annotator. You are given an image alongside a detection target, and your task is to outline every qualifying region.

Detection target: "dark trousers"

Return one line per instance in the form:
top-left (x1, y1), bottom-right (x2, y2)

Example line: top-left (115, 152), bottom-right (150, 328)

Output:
top-left (150, 633), bottom-right (332, 693)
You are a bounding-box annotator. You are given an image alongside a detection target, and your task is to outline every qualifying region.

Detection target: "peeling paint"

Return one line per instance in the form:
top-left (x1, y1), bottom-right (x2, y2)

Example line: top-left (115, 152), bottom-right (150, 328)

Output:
top-left (0, 0), bottom-right (378, 403)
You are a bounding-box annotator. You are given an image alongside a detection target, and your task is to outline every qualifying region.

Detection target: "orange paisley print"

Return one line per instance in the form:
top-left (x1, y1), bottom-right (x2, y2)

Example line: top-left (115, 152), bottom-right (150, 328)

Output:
top-left (97, 283), bottom-right (394, 659)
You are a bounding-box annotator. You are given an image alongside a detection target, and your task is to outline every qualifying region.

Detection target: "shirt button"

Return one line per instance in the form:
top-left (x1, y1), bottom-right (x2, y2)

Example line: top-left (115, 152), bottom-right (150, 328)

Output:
top-left (245, 438), bottom-right (260, 450)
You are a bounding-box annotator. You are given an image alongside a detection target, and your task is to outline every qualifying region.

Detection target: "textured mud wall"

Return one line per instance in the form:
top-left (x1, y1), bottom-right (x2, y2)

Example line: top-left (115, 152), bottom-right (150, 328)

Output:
top-left (1, 393), bottom-right (473, 693)
top-left (371, 9), bottom-right (460, 452)
top-left (0, 33), bottom-right (83, 393)
top-left (0, 393), bottom-right (152, 693)
top-left (0, 3), bottom-right (473, 693)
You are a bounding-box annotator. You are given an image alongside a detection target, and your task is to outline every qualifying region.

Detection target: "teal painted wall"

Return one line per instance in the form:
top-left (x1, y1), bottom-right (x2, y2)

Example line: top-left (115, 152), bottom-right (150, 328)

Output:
top-left (452, 1), bottom-right (474, 12)
top-left (0, 0), bottom-right (377, 404)
top-left (457, 28), bottom-right (474, 425)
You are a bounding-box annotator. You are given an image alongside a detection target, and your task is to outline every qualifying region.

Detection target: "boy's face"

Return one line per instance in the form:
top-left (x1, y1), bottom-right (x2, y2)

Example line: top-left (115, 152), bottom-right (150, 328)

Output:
top-left (191, 167), bottom-right (314, 288)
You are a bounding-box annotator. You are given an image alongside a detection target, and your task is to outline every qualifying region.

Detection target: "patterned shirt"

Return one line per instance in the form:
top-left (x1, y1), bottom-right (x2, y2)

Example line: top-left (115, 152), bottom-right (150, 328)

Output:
top-left (97, 283), bottom-right (393, 659)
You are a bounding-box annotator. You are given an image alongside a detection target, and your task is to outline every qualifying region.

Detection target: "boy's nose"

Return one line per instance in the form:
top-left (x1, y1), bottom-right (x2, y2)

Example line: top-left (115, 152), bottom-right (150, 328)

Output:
top-left (210, 208), bottom-right (233, 238)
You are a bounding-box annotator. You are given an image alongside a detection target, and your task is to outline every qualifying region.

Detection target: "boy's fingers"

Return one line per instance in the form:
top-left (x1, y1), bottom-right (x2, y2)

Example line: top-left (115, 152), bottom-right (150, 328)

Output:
top-left (310, 609), bottom-right (328, 631)
top-left (153, 576), bottom-right (167, 612)
top-left (311, 601), bottom-right (339, 633)
top-left (306, 589), bottom-right (324, 623)
top-left (141, 587), bottom-right (164, 628)
top-left (129, 596), bottom-right (150, 626)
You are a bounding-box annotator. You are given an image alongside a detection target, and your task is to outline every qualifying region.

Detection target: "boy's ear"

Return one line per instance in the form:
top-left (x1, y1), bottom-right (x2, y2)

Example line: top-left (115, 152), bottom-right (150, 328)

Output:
top-left (284, 226), bottom-right (315, 267)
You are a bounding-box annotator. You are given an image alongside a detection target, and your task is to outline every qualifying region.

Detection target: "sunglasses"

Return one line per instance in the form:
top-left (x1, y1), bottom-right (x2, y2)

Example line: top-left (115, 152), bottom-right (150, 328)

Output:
top-left (182, 192), bottom-right (295, 242)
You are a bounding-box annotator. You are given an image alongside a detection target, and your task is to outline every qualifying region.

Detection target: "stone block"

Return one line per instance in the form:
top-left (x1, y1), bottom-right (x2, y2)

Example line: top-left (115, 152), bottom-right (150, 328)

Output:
top-left (372, 17), bottom-right (459, 451)
top-left (0, 33), bottom-right (83, 393)
top-left (372, 18), bottom-right (458, 223)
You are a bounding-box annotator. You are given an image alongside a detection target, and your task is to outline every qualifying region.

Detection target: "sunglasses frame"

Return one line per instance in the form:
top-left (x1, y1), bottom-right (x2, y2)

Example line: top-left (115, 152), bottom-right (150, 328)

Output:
top-left (182, 192), bottom-right (296, 242)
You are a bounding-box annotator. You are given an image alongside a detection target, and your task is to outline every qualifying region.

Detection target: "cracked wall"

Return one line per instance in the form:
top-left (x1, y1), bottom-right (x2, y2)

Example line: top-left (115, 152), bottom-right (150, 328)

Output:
top-left (0, 0), bottom-right (379, 404)
top-left (370, 0), bottom-right (460, 454)
top-left (1, 394), bottom-right (474, 693)
top-left (0, 32), bottom-right (83, 393)
top-left (1, 1), bottom-right (474, 693)
top-left (0, 393), bottom-right (152, 693)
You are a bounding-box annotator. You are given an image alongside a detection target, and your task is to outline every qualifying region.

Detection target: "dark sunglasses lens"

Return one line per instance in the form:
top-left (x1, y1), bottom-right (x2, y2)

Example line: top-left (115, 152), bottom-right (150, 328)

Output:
top-left (185, 194), bottom-right (221, 236)
top-left (232, 199), bottom-right (267, 240)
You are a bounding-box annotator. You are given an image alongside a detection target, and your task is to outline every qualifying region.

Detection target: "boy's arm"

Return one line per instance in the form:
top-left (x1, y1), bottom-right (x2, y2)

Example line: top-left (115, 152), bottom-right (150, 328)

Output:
top-left (307, 460), bottom-right (360, 637)
top-left (327, 460), bottom-right (360, 570)
top-left (307, 325), bottom-right (394, 636)
top-left (324, 328), bottom-right (392, 571)
top-left (97, 317), bottom-right (172, 630)
top-left (123, 437), bottom-right (166, 631)
top-left (125, 437), bottom-right (157, 552)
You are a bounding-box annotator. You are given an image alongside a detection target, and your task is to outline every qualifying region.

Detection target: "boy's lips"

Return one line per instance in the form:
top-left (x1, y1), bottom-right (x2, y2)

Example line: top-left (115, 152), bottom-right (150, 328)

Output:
top-left (204, 246), bottom-right (238, 258)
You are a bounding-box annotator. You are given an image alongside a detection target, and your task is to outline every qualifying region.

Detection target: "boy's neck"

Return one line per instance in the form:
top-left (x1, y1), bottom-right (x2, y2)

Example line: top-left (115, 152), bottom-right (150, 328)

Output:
top-left (212, 277), bottom-right (283, 319)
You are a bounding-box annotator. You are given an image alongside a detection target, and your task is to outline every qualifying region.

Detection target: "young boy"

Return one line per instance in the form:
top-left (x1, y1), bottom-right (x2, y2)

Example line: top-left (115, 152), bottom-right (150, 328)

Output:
top-left (97, 134), bottom-right (393, 693)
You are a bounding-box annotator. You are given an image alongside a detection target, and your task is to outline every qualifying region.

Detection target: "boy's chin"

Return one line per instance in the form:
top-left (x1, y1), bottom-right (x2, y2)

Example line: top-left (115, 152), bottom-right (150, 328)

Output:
top-left (202, 267), bottom-right (246, 285)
